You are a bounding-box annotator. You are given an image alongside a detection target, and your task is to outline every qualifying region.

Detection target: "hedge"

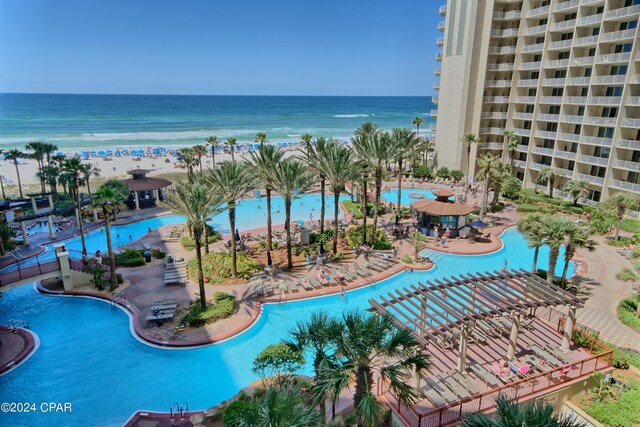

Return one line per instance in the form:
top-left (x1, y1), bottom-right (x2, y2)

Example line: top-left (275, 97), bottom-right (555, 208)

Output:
top-left (115, 248), bottom-right (145, 267)
top-left (182, 292), bottom-right (237, 327)
top-left (190, 251), bottom-right (262, 280)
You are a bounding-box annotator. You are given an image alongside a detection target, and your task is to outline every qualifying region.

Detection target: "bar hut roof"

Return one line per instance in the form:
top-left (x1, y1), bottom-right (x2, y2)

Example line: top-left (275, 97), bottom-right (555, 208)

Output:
top-left (122, 169), bottom-right (171, 192)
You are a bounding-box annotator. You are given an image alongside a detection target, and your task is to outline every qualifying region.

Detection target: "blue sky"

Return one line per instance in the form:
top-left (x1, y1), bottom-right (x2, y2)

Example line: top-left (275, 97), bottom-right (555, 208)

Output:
top-left (0, 0), bottom-right (441, 96)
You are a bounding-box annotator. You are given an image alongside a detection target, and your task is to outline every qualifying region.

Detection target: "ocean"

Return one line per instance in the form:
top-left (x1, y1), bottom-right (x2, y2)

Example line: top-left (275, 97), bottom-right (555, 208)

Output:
top-left (0, 93), bottom-right (435, 152)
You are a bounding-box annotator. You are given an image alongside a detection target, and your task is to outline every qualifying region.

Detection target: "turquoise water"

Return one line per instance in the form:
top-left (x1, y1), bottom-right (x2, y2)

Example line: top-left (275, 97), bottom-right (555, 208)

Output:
top-left (381, 188), bottom-right (437, 206)
top-left (0, 94), bottom-right (435, 151)
top-left (0, 225), bottom-right (573, 427)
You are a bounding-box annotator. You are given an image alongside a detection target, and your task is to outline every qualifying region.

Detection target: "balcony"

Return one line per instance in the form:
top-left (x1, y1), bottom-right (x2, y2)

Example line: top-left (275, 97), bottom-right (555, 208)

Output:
top-left (542, 78), bottom-right (566, 86)
top-left (627, 97), bottom-right (640, 107)
top-left (596, 52), bottom-right (631, 64)
top-left (619, 139), bottom-right (640, 150)
top-left (527, 5), bottom-right (549, 17)
top-left (430, 110), bottom-right (438, 117)
top-left (491, 28), bottom-right (520, 38)
top-left (485, 79), bottom-right (512, 88)
top-left (530, 162), bottom-right (547, 171)
top-left (484, 96), bottom-right (511, 103)
top-left (487, 62), bottom-right (514, 71)
top-left (436, 52), bottom-right (442, 62)
top-left (605, 4), bottom-right (640, 20)
top-left (434, 68), bottom-right (441, 77)
top-left (600, 29), bottom-right (636, 43)
top-left (615, 160), bottom-right (640, 172)
top-left (439, 4), bottom-right (446, 15)
top-left (515, 96), bottom-right (536, 104)
top-left (561, 115), bottom-right (584, 124)
top-left (489, 45), bottom-right (517, 54)
top-left (571, 56), bottom-right (595, 66)
top-left (575, 172), bottom-right (605, 185)
top-left (437, 37), bottom-right (444, 47)
top-left (535, 130), bottom-right (557, 139)
top-left (532, 146), bottom-right (554, 156)
top-left (587, 96), bottom-right (622, 106)
top-left (554, 150), bottom-right (577, 160)
top-left (481, 111), bottom-right (508, 119)
top-left (514, 128), bottom-right (531, 136)
top-left (546, 58), bottom-right (570, 68)
top-left (566, 77), bottom-right (591, 85)
top-left (581, 0), bottom-right (604, 5)
top-left (554, 0), bottom-right (579, 12)
top-left (519, 61), bottom-right (542, 70)
top-left (516, 144), bottom-right (529, 152)
top-left (493, 10), bottom-right (522, 20)
top-left (433, 82), bottom-right (440, 91)
top-left (576, 13), bottom-right (602, 26)
top-left (513, 159), bottom-right (527, 168)
top-left (564, 96), bottom-right (587, 104)
top-left (523, 42), bottom-right (544, 53)
top-left (552, 19), bottom-right (576, 31)
top-left (517, 78), bottom-right (539, 87)
top-left (587, 116), bottom-right (617, 126)
top-left (438, 21), bottom-right (445, 32)
top-left (611, 179), bottom-right (640, 193)
top-left (478, 142), bottom-right (504, 150)
top-left (622, 118), bottom-right (640, 129)
top-left (548, 39), bottom-right (573, 50)
top-left (432, 96), bottom-right (439, 105)
top-left (537, 113), bottom-right (560, 122)
top-left (581, 135), bottom-right (613, 147)
top-left (539, 96), bottom-right (563, 104)
top-left (526, 24), bottom-right (547, 35)
top-left (512, 112), bottom-right (533, 120)
top-left (577, 154), bottom-right (609, 166)
top-left (590, 75), bottom-right (627, 85)
top-left (558, 132), bottom-right (580, 142)
top-left (479, 127), bottom-right (506, 135)
top-left (573, 35), bottom-right (599, 47)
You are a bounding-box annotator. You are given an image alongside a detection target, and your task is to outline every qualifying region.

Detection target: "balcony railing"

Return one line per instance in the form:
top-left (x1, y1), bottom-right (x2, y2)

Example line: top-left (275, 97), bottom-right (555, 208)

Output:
top-left (573, 35), bottom-right (599, 47)
top-left (439, 5), bottom-right (446, 15)
top-left (577, 154), bottom-right (609, 166)
top-left (514, 128), bottom-right (531, 136)
top-left (537, 113), bottom-right (560, 122)
top-left (535, 130), bottom-right (557, 139)
top-left (590, 75), bottom-right (627, 85)
top-left (515, 96), bottom-right (536, 104)
top-left (575, 172), bottom-right (605, 185)
top-left (619, 139), bottom-right (640, 150)
top-left (434, 68), bottom-right (441, 77)
top-left (581, 135), bottom-right (613, 147)
top-left (485, 79), bottom-right (512, 87)
top-left (532, 146), bottom-right (554, 156)
top-left (600, 29), bottom-right (636, 42)
top-left (542, 78), bottom-right (566, 86)
top-left (516, 144), bottom-right (529, 152)
top-left (561, 115), bottom-right (584, 124)
top-left (587, 96), bottom-right (622, 105)
top-left (517, 79), bottom-right (539, 86)
top-left (571, 56), bottom-right (595, 66)
top-left (558, 132), bottom-right (580, 142)
top-left (555, 0), bottom-right (579, 11)
top-left (605, 4), bottom-right (640, 20)
top-left (436, 37), bottom-right (444, 47)
top-left (481, 111), bottom-right (508, 119)
top-left (493, 10), bottom-right (522, 20)
top-left (491, 28), bottom-right (520, 38)
top-left (489, 45), bottom-right (516, 54)
top-left (513, 159), bottom-right (527, 168)
top-left (546, 58), bottom-right (570, 68)
top-left (627, 97), bottom-right (640, 107)
top-left (577, 13), bottom-right (602, 26)
top-left (615, 160), bottom-right (640, 172)
top-left (548, 39), bottom-right (573, 50)
top-left (436, 52), bottom-right (442, 61)
top-left (622, 118), bottom-right (640, 129)
top-left (487, 62), bottom-right (514, 71)
top-left (554, 150), bottom-right (577, 160)
top-left (564, 96), bottom-right (587, 104)
top-left (433, 82), bottom-right (440, 90)
top-left (520, 60), bottom-right (542, 70)
top-left (478, 142), bottom-right (504, 150)
top-left (528, 5), bottom-right (550, 17)
top-left (552, 19), bottom-right (576, 31)
top-left (430, 110), bottom-right (438, 117)
top-left (523, 42), bottom-right (544, 53)
top-left (432, 96), bottom-right (438, 105)
top-left (483, 96), bottom-right (511, 103)
top-left (526, 24), bottom-right (547, 35)
top-left (530, 162), bottom-right (548, 171)
top-left (611, 179), bottom-right (640, 193)
top-left (566, 77), bottom-right (591, 85)
top-left (479, 127), bottom-right (505, 135)
top-left (438, 21), bottom-right (445, 32)
top-left (539, 96), bottom-right (563, 103)
top-left (597, 52), bottom-right (631, 64)
top-left (587, 116), bottom-right (617, 126)
top-left (512, 112), bottom-right (533, 120)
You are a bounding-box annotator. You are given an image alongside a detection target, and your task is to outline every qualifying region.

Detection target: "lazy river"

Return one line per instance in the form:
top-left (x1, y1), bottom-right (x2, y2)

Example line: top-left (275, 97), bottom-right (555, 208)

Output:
top-left (0, 195), bottom-right (573, 427)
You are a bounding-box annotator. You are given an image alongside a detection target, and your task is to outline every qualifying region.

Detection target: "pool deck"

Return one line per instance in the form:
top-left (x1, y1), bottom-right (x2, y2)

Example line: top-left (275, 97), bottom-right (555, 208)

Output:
top-left (0, 326), bottom-right (37, 375)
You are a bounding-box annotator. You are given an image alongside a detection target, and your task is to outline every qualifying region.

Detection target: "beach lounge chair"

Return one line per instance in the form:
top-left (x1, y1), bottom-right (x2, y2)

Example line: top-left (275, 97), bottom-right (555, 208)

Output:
top-left (252, 283), bottom-right (264, 297)
top-left (334, 267), bottom-right (355, 282)
top-left (451, 371), bottom-right (480, 395)
top-left (544, 345), bottom-right (569, 363)
top-left (471, 328), bottom-right (488, 344)
top-left (490, 363), bottom-right (515, 383)
top-left (422, 387), bottom-right (447, 407)
top-left (316, 271), bottom-right (331, 286)
top-left (436, 371), bottom-right (471, 400)
top-left (530, 345), bottom-right (563, 366)
top-left (352, 264), bottom-right (371, 277)
top-left (285, 280), bottom-right (297, 293)
top-left (364, 262), bottom-right (384, 272)
top-left (262, 281), bottom-right (274, 295)
top-left (298, 279), bottom-right (313, 291)
top-left (150, 303), bottom-right (178, 311)
top-left (423, 376), bottom-right (457, 403)
top-left (308, 277), bottom-right (323, 289)
top-left (469, 364), bottom-right (500, 387)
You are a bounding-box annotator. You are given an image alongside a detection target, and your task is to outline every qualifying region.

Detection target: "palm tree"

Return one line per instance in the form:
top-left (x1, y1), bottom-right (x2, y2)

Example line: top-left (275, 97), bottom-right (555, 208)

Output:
top-left (0, 149), bottom-right (6, 199)
top-left (301, 136), bottom-right (329, 233)
top-left (26, 141), bottom-right (48, 193)
top-left (300, 133), bottom-right (313, 146)
top-left (246, 143), bottom-right (284, 251)
top-left (476, 153), bottom-right (500, 220)
top-left (351, 129), bottom-right (395, 246)
top-left (603, 193), bottom-right (640, 240)
top-left (412, 116), bottom-right (424, 139)
top-left (255, 132), bottom-right (267, 145)
top-left (177, 147), bottom-right (197, 176)
top-left (5, 149), bottom-right (25, 198)
top-left (517, 213), bottom-right (546, 272)
top-left (390, 128), bottom-right (419, 214)
top-left (489, 161), bottom-right (511, 206)
top-left (63, 158), bottom-right (88, 252)
top-left (317, 142), bottom-right (356, 253)
top-left (208, 161), bottom-right (255, 277)
top-left (90, 185), bottom-right (127, 290)
top-left (560, 224), bottom-right (596, 286)
top-left (316, 310), bottom-right (429, 427)
top-left (541, 215), bottom-right (573, 283)
top-left (354, 122), bottom-right (380, 139)
top-left (38, 165), bottom-right (60, 196)
top-left (225, 137), bottom-right (237, 161)
top-left (564, 179), bottom-right (590, 206)
top-left (616, 263), bottom-right (640, 317)
top-left (462, 395), bottom-right (586, 427)
top-left (271, 159), bottom-right (312, 269)
top-left (164, 178), bottom-right (222, 307)
top-left (462, 133), bottom-right (479, 202)
top-left (537, 166), bottom-right (565, 199)
top-left (83, 163), bottom-right (101, 195)
top-left (506, 135), bottom-right (518, 169)
top-left (502, 130), bottom-right (515, 162)
top-left (225, 386), bottom-right (323, 426)
top-left (101, 179), bottom-right (129, 222)
top-left (205, 136), bottom-right (219, 166)
top-left (192, 145), bottom-right (208, 173)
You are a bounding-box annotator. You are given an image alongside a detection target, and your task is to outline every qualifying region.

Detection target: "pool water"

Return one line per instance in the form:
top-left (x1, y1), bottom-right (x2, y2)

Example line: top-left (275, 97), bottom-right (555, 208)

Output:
top-left (382, 188), bottom-right (437, 206)
top-left (0, 221), bottom-right (573, 426)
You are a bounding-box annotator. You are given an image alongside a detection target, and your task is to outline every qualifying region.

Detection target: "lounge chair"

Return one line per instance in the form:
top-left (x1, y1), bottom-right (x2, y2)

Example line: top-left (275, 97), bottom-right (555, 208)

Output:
top-left (316, 271), bottom-right (331, 286)
top-left (422, 387), bottom-right (447, 407)
top-left (530, 345), bottom-right (563, 367)
top-left (476, 319), bottom-right (500, 337)
top-left (423, 376), bottom-right (457, 404)
top-left (298, 279), bottom-right (313, 291)
top-left (286, 280), bottom-right (297, 293)
top-left (262, 281), bottom-right (274, 295)
top-left (308, 277), bottom-right (323, 289)
top-left (490, 363), bottom-right (515, 383)
top-left (544, 345), bottom-right (569, 363)
top-left (436, 371), bottom-right (471, 400)
top-left (451, 371), bottom-right (480, 395)
top-left (469, 364), bottom-right (500, 387)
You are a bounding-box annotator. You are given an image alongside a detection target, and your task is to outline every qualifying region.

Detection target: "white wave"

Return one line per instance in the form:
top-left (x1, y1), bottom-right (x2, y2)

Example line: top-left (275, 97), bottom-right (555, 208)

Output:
top-left (332, 114), bottom-right (370, 118)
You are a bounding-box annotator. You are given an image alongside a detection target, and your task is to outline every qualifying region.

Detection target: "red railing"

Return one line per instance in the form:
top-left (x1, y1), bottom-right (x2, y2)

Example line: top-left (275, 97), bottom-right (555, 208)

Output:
top-left (0, 257), bottom-right (61, 288)
top-left (385, 315), bottom-right (613, 427)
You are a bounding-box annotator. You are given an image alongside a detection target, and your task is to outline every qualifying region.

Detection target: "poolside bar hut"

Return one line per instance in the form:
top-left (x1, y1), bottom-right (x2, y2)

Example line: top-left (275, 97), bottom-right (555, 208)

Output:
top-left (411, 189), bottom-right (474, 237)
top-left (121, 169), bottom-right (171, 210)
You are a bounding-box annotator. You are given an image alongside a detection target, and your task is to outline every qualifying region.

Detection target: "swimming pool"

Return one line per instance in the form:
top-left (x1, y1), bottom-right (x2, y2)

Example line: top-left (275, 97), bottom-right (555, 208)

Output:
top-left (0, 225), bottom-right (573, 426)
top-left (382, 188), bottom-right (437, 206)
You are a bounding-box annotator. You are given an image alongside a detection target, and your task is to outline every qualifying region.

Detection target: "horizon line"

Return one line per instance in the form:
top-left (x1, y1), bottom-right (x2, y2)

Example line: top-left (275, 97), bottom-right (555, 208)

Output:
top-left (0, 91), bottom-right (433, 98)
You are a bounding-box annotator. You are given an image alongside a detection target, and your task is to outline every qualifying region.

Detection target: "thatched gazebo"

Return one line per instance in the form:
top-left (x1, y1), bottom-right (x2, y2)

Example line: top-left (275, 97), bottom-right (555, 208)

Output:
top-left (121, 169), bottom-right (171, 210)
top-left (411, 189), bottom-right (474, 237)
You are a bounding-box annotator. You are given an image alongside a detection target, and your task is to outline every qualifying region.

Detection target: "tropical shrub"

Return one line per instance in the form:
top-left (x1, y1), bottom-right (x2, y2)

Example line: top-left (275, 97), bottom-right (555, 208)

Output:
top-left (193, 251), bottom-right (261, 280)
top-left (501, 176), bottom-right (522, 200)
top-left (618, 295), bottom-right (640, 331)
top-left (585, 380), bottom-right (640, 427)
top-left (399, 207), bottom-right (412, 218)
top-left (612, 350), bottom-right (630, 369)
top-left (517, 204), bottom-right (543, 213)
top-left (345, 224), bottom-right (391, 250)
top-left (151, 248), bottom-right (166, 259)
top-left (412, 165), bottom-right (434, 180)
top-left (88, 263), bottom-right (109, 290)
top-left (180, 227), bottom-right (222, 250)
top-left (401, 254), bottom-right (414, 264)
top-left (450, 169), bottom-right (464, 182)
top-left (589, 206), bottom-right (615, 234)
top-left (310, 229), bottom-right (333, 244)
top-left (489, 202), bottom-right (505, 212)
top-left (252, 342), bottom-right (305, 387)
top-left (115, 248), bottom-right (145, 267)
top-left (222, 394), bottom-right (251, 426)
top-left (182, 292), bottom-right (237, 327)
top-left (436, 166), bottom-right (450, 179)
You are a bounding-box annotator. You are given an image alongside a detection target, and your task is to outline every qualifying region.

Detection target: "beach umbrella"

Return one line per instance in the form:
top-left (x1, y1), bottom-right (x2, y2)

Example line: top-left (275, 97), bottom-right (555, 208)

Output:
top-left (267, 250), bottom-right (273, 266)
top-left (235, 228), bottom-right (241, 242)
top-left (98, 151), bottom-right (106, 156)
top-left (319, 240), bottom-right (325, 255)
top-left (152, 148), bottom-right (160, 154)
top-left (469, 220), bottom-right (489, 228)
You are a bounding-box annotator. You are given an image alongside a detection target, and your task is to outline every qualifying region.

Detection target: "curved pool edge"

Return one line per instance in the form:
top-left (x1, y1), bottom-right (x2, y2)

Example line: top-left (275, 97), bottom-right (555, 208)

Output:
top-left (0, 326), bottom-right (40, 376)
top-left (34, 281), bottom-right (263, 350)
top-left (422, 224), bottom-right (512, 257)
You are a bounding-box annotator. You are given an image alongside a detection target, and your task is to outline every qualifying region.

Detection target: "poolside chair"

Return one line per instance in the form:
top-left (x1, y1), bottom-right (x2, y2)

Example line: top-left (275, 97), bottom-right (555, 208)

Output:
top-left (476, 319), bottom-right (500, 337)
top-left (316, 271), bottom-right (331, 286)
top-left (262, 281), bottom-right (274, 295)
top-left (421, 387), bottom-right (447, 407)
top-left (544, 345), bottom-right (569, 363)
top-left (436, 371), bottom-right (471, 400)
top-left (530, 345), bottom-right (563, 367)
top-left (490, 363), bottom-right (515, 383)
top-left (286, 280), bottom-right (297, 293)
top-left (423, 376), bottom-right (457, 404)
top-left (308, 277), bottom-right (323, 289)
top-left (452, 371), bottom-right (480, 395)
top-left (298, 279), bottom-right (313, 291)
top-left (469, 364), bottom-right (500, 388)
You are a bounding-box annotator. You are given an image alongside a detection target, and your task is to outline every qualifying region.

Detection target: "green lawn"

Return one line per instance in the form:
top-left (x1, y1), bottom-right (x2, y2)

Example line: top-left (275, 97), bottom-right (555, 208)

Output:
top-left (621, 218), bottom-right (640, 234)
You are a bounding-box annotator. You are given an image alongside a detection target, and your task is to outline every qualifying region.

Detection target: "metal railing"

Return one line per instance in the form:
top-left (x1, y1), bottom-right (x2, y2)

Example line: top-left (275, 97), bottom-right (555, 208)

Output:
top-left (0, 255), bottom-right (61, 288)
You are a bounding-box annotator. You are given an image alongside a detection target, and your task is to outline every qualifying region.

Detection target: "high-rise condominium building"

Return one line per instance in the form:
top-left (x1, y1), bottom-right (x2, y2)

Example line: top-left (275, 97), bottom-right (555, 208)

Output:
top-left (434, 0), bottom-right (640, 204)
